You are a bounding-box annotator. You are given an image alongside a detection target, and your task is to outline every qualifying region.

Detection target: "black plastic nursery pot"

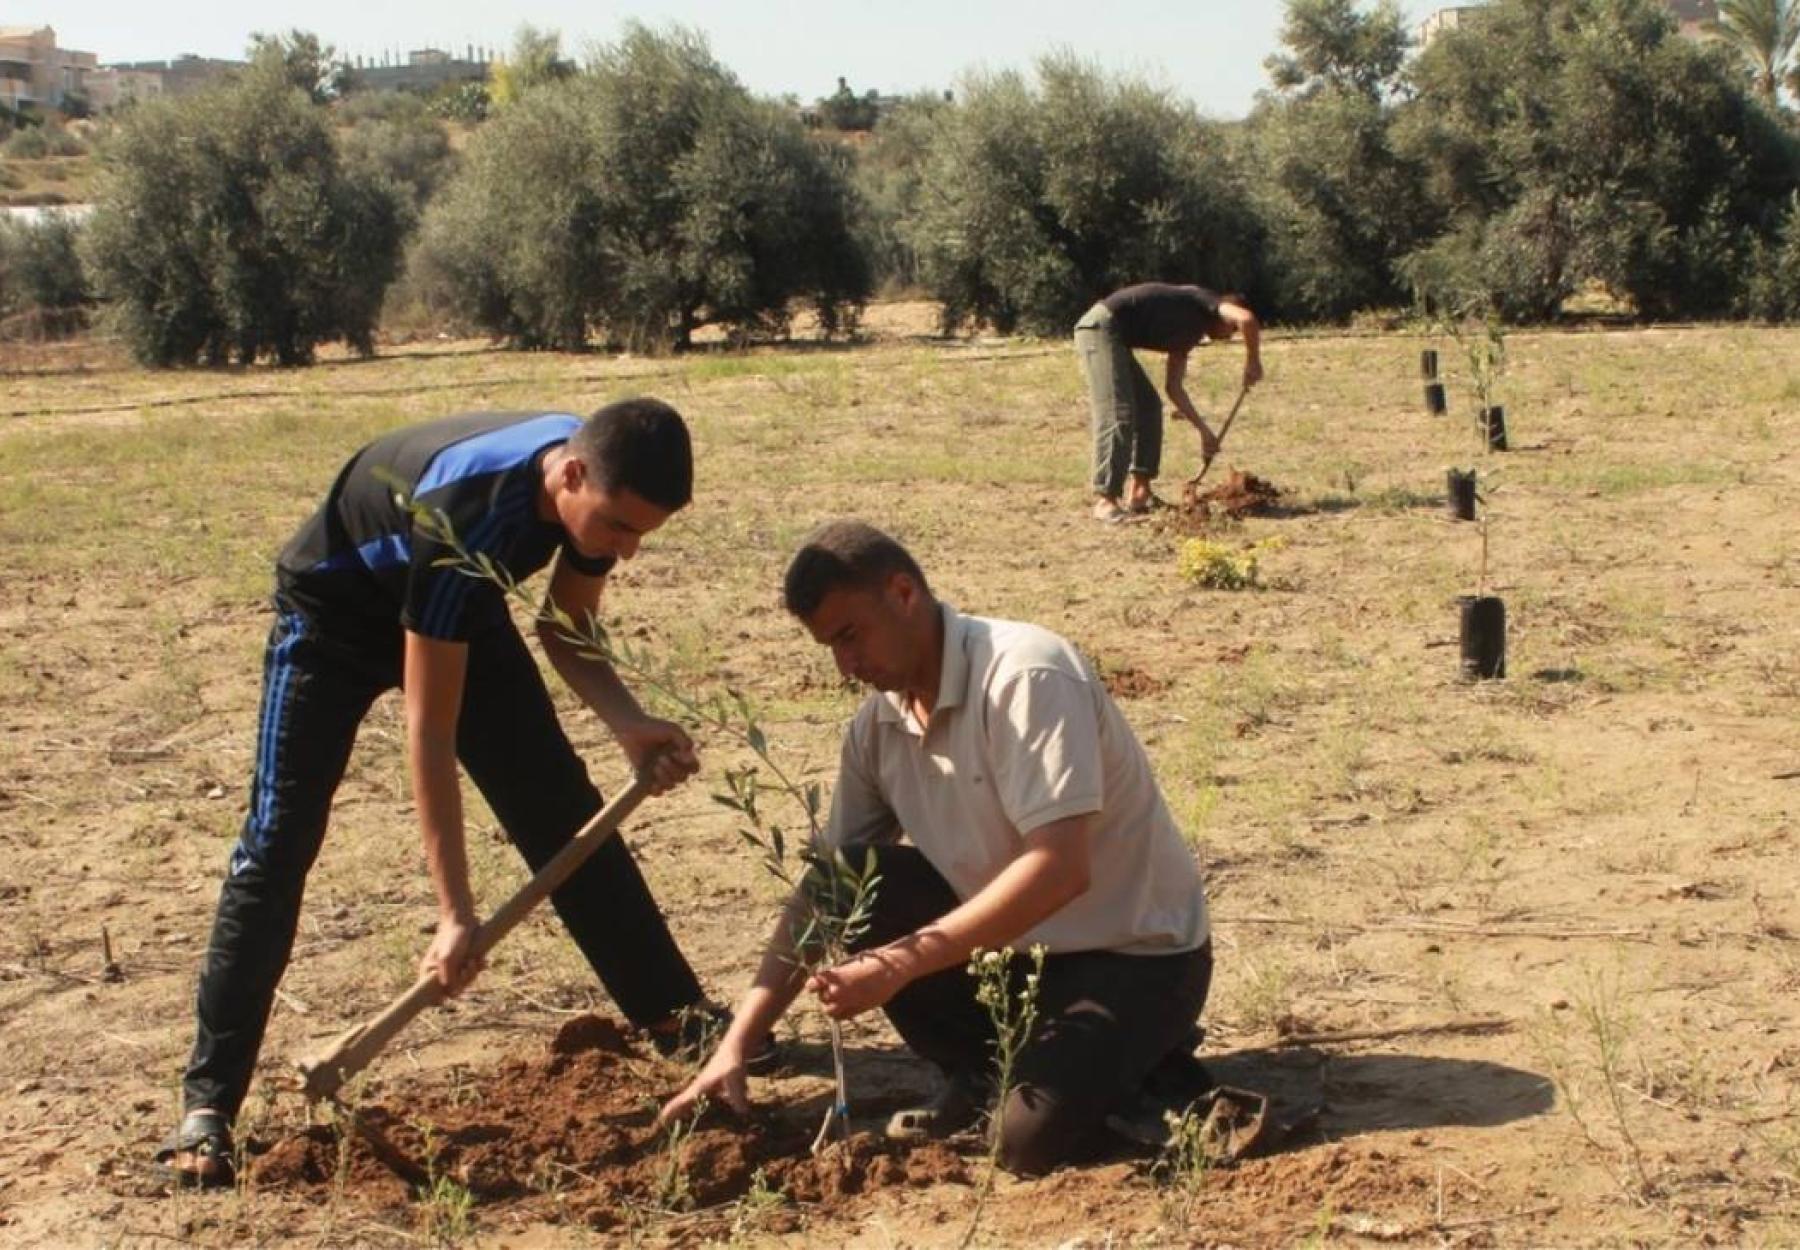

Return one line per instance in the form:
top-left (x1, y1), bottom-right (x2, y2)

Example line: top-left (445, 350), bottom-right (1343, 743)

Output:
top-left (1447, 469), bottom-right (1477, 521)
top-left (1424, 382), bottom-right (1448, 415)
top-left (1459, 595), bottom-right (1506, 680)
top-left (1482, 406), bottom-right (1508, 451)
top-left (1421, 348), bottom-right (1439, 379)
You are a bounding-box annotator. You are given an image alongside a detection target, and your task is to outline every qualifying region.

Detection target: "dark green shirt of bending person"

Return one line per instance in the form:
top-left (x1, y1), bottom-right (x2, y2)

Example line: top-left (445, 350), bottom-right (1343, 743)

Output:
top-left (1073, 283), bottom-right (1263, 523)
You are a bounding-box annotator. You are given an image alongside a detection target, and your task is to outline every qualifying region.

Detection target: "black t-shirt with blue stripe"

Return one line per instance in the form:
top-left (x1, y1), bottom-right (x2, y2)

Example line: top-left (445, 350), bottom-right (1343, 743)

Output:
top-left (276, 412), bottom-right (616, 643)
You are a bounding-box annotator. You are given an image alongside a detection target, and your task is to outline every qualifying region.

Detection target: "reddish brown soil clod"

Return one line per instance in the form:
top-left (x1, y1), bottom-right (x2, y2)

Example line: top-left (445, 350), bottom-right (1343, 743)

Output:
top-left (249, 1015), bottom-right (971, 1226)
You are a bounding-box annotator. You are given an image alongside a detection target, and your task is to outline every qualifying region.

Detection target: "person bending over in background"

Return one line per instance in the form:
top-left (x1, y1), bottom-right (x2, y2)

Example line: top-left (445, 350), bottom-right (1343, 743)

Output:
top-left (1074, 283), bottom-right (1263, 522)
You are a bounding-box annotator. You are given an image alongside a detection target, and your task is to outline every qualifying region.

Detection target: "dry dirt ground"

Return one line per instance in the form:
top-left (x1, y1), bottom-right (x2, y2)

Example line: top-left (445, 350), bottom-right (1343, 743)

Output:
top-left (1, 313), bottom-right (1797, 1247)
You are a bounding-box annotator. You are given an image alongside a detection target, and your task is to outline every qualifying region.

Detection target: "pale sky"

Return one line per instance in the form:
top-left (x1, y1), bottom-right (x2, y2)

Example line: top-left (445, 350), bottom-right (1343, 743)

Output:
top-left (46, 1), bottom-right (1448, 120)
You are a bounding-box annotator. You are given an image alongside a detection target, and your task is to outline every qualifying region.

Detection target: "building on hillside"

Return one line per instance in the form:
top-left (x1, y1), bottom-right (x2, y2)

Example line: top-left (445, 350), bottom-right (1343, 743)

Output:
top-left (0, 25), bottom-right (98, 111)
top-left (1416, 6), bottom-right (1482, 46)
top-left (85, 66), bottom-right (165, 110)
top-left (353, 46), bottom-right (491, 93)
top-left (1664, 0), bottom-right (1720, 37)
top-left (106, 54), bottom-right (244, 97)
top-left (1418, 1), bottom-right (1718, 46)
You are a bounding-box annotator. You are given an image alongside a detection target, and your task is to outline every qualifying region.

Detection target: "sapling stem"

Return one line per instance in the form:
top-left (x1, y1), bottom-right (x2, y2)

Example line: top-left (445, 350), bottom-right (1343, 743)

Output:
top-left (397, 493), bottom-right (879, 1157)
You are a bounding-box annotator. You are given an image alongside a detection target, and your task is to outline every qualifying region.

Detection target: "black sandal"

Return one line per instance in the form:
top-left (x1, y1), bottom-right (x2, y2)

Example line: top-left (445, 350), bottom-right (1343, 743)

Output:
top-left (885, 1068), bottom-right (989, 1142)
top-left (151, 1109), bottom-right (236, 1189)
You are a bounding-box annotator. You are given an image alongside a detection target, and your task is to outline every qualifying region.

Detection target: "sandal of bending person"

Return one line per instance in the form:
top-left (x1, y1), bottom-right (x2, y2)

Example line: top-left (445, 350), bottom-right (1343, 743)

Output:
top-left (1092, 497), bottom-right (1139, 525)
top-left (151, 1108), bottom-right (236, 1189)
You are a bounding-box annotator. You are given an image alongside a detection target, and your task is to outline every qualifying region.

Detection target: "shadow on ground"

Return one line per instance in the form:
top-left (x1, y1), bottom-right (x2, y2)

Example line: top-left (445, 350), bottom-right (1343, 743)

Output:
top-left (1206, 1047), bottom-right (1555, 1141)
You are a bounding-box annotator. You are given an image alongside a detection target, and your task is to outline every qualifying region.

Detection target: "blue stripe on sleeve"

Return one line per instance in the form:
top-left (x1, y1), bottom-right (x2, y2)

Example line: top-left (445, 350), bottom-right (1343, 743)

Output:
top-left (414, 413), bottom-right (582, 497)
top-left (354, 533), bottom-right (412, 573)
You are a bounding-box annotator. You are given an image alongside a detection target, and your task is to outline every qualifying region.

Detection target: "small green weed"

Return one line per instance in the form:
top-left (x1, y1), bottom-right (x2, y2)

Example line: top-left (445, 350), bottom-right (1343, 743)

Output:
top-left (962, 944), bottom-right (1047, 1248)
top-left (654, 1113), bottom-right (698, 1213)
top-left (1531, 967), bottom-right (1656, 1201)
top-left (728, 1167), bottom-right (788, 1241)
top-left (415, 1122), bottom-right (475, 1244)
top-left (1152, 1101), bottom-right (1216, 1234)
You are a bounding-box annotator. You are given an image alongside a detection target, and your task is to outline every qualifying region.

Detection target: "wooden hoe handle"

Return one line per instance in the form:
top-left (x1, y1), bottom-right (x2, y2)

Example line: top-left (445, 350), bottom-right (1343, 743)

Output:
top-left (1186, 385), bottom-right (1251, 489)
top-left (296, 769), bottom-right (658, 1101)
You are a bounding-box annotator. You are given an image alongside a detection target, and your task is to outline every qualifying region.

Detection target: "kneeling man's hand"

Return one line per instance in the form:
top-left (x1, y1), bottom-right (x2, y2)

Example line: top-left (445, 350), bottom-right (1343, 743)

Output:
top-left (808, 949), bottom-right (908, 1020)
top-left (657, 1043), bottom-right (750, 1128)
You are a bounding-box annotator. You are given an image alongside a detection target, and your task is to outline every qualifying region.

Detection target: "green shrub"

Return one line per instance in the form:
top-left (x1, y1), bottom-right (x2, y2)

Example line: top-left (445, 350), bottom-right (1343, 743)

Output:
top-left (410, 22), bottom-right (868, 351)
top-left (1, 126), bottom-right (85, 159)
top-left (1177, 537), bottom-right (1285, 590)
top-left (86, 60), bottom-right (408, 365)
top-left (907, 55), bottom-right (1261, 335)
top-left (0, 212), bottom-right (91, 338)
top-left (430, 81), bottom-right (489, 124)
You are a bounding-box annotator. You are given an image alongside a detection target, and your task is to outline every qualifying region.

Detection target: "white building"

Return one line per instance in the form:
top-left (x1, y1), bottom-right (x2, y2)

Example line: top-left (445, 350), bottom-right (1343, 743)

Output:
top-left (0, 25), bottom-right (97, 111)
top-left (1417, 6), bottom-right (1482, 47)
top-left (85, 66), bottom-right (165, 110)
top-left (1418, 1), bottom-right (1719, 47)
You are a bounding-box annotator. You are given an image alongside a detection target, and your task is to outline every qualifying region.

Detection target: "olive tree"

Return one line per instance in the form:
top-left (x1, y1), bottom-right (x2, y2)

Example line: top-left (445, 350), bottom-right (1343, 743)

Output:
top-left (1395, 0), bottom-right (1800, 318)
top-left (0, 212), bottom-right (91, 338)
top-left (86, 58), bottom-right (407, 365)
top-left (1243, 0), bottom-right (1436, 320)
top-left (907, 55), bottom-right (1261, 335)
top-left (411, 23), bottom-right (868, 351)
top-left (338, 90), bottom-right (457, 210)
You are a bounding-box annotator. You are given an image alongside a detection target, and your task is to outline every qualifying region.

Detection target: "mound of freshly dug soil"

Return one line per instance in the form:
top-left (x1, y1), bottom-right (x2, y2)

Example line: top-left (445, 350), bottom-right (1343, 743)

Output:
top-left (1176, 470), bottom-right (1285, 528)
top-left (1101, 666), bottom-right (1173, 701)
top-left (1207, 1142), bottom-right (1433, 1210)
top-left (250, 1015), bottom-right (969, 1232)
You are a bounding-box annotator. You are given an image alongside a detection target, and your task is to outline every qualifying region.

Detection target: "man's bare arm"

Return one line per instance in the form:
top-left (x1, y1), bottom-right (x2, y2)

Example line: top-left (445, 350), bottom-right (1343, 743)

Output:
top-left (808, 814), bottom-right (1094, 1020)
top-left (404, 630), bottom-right (484, 992)
top-left (537, 555), bottom-right (697, 793)
top-left (1218, 301), bottom-right (1264, 389)
top-left (657, 889), bottom-right (815, 1124)
top-left (1164, 350), bottom-right (1220, 458)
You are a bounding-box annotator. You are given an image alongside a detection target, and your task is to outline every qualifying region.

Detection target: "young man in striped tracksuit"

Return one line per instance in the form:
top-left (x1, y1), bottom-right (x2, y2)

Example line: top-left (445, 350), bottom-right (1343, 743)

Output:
top-left (156, 398), bottom-right (737, 1185)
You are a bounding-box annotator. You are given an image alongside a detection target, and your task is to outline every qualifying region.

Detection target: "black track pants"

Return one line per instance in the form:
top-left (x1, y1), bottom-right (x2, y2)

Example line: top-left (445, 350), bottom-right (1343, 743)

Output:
top-left (845, 844), bottom-right (1212, 1176)
top-left (181, 606), bottom-right (703, 1120)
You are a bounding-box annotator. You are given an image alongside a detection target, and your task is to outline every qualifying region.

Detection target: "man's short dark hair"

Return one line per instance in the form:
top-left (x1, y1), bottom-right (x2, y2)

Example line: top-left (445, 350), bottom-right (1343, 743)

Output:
top-left (783, 520), bottom-right (931, 618)
top-left (570, 397), bottom-right (693, 511)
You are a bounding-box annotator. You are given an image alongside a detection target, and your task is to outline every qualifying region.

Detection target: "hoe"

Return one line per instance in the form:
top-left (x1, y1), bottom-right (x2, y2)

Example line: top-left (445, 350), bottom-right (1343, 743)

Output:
top-left (1183, 383), bottom-right (1250, 495)
top-left (296, 768), bottom-right (658, 1104)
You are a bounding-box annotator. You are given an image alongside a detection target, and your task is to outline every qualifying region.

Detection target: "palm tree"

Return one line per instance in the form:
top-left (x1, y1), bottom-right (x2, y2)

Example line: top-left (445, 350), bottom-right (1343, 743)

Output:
top-left (1713, 0), bottom-right (1800, 103)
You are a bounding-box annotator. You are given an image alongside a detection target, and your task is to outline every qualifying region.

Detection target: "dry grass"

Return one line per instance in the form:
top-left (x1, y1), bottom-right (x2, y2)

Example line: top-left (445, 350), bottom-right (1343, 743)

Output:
top-left (0, 318), bottom-right (1796, 1245)
top-left (0, 154), bottom-right (95, 206)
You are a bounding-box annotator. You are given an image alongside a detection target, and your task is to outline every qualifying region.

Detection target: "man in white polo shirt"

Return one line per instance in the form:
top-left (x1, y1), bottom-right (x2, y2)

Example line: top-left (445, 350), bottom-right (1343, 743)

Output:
top-left (660, 520), bottom-right (1213, 1174)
